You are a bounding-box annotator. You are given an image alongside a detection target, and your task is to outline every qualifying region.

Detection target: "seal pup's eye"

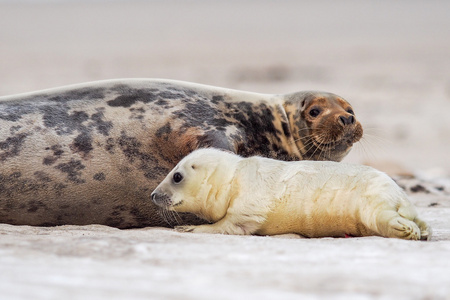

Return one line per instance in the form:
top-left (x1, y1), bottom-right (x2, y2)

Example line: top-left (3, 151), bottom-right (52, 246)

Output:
top-left (309, 108), bottom-right (321, 117)
top-left (173, 172), bottom-right (183, 184)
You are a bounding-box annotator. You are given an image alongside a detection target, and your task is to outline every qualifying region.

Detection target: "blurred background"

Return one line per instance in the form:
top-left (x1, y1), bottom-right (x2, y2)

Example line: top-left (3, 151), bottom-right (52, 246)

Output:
top-left (1, 0), bottom-right (449, 178)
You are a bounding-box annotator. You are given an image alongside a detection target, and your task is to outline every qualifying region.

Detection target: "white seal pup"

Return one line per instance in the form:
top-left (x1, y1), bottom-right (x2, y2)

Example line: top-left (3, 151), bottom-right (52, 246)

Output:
top-left (151, 148), bottom-right (431, 240)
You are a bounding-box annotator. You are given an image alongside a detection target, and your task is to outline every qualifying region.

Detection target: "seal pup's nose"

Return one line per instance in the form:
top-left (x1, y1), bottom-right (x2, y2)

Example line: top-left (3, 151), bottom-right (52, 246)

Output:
top-left (151, 191), bottom-right (172, 207)
top-left (151, 191), bottom-right (162, 205)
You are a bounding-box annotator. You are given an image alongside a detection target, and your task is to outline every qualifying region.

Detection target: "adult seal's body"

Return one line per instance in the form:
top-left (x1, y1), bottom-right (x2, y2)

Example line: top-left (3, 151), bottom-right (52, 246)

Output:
top-left (0, 79), bottom-right (362, 228)
top-left (152, 149), bottom-right (431, 240)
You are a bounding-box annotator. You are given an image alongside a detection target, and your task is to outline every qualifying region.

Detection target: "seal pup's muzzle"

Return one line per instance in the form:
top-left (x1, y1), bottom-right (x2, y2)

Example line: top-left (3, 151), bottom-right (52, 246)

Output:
top-left (151, 191), bottom-right (172, 207)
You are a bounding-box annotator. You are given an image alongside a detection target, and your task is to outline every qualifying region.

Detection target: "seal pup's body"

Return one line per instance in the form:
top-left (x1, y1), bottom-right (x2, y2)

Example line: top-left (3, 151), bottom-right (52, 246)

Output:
top-left (152, 149), bottom-right (431, 240)
top-left (0, 79), bottom-right (362, 228)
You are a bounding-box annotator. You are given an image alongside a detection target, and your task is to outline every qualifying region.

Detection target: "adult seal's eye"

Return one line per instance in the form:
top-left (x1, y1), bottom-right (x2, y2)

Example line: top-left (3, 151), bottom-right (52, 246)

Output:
top-left (173, 172), bottom-right (183, 184)
top-left (309, 108), bottom-right (321, 117)
top-left (347, 109), bottom-right (354, 115)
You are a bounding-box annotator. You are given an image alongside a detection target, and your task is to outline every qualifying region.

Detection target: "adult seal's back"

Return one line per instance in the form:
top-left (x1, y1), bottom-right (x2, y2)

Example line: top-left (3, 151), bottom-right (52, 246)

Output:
top-left (0, 79), bottom-right (363, 228)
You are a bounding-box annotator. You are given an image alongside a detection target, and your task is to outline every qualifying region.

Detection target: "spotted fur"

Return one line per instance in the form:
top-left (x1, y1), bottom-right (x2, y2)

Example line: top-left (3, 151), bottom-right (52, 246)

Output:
top-left (0, 79), bottom-right (362, 228)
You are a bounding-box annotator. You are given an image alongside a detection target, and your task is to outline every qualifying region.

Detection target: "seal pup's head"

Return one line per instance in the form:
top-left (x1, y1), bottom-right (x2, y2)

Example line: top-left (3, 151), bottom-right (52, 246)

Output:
top-left (151, 148), bottom-right (242, 222)
top-left (284, 91), bottom-right (363, 161)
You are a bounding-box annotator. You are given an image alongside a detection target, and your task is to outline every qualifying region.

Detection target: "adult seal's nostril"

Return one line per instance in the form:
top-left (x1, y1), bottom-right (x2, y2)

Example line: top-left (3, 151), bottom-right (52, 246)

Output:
top-left (348, 115), bottom-right (355, 124)
top-left (339, 115), bottom-right (355, 126)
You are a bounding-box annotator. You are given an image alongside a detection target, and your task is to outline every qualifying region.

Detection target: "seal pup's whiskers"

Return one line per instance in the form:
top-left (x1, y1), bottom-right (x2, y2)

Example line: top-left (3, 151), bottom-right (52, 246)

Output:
top-left (159, 206), bottom-right (183, 226)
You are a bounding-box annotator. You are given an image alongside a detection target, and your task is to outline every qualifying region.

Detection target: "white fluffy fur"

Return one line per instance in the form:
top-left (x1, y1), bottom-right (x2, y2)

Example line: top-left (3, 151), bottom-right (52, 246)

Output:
top-left (152, 148), bottom-right (431, 240)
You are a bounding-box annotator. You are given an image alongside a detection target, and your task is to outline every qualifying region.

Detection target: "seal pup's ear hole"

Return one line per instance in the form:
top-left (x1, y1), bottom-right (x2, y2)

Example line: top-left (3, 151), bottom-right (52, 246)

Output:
top-left (191, 164), bottom-right (196, 170)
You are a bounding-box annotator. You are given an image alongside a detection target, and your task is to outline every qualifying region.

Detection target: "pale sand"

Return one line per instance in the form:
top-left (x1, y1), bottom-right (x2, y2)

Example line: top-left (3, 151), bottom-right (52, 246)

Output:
top-left (0, 1), bottom-right (449, 299)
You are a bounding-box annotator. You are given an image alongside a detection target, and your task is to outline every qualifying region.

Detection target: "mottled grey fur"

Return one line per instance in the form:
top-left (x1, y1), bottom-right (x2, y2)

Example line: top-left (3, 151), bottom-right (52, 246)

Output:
top-left (0, 79), bottom-right (362, 228)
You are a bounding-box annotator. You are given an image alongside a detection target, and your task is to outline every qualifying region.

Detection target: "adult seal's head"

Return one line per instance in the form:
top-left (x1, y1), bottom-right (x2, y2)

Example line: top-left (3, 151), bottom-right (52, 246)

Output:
top-left (283, 91), bottom-right (363, 161)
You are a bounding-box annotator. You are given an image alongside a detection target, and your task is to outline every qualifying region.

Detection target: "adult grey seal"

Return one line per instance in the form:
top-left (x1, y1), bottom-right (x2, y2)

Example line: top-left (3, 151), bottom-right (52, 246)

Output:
top-left (152, 148), bottom-right (431, 240)
top-left (0, 79), bottom-right (362, 228)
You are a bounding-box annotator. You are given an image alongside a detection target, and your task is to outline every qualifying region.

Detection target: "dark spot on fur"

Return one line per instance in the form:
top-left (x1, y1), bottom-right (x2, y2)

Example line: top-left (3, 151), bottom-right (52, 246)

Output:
top-left (93, 172), bottom-right (106, 181)
top-left (107, 89), bottom-right (158, 108)
top-left (27, 200), bottom-right (47, 213)
top-left (42, 145), bottom-right (65, 165)
top-left (107, 86), bottom-right (191, 108)
top-left (129, 107), bottom-right (146, 120)
top-left (0, 171), bottom-right (54, 209)
top-left (55, 159), bottom-right (86, 184)
top-left (155, 99), bottom-right (168, 106)
top-left (0, 102), bottom-right (35, 122)
top-left (53, 182), bottom-right (68, 196)
top-left (71, 133), bottom-right (93, 157)
top-left (10, 172), bottom-right (21, 179)
top-left (281, 121), bottom-right (291, 138)
top-left (0, 133), bottom-right (29, 161)
top-left (119, 166), bottom-right (132, 174)
top-left (211, 95), bottom-right (224, 104)
top-left (105, 138), bottom-right (115, 154)
top-left (118, 133), bottom-right (145, 162)
top-left (47, 87), bottom-right (106, 103)
top-left (52, 146), bottom-right (64, 156)
top-left (43, 156), bottom-right (57, 165)
top-left (0, 87), bottom-right (106, 122)
top-left (174, 102), bottom-right (217, 126)
top-left (117, 132), bottom-right (159, 179)
top-left (34, 171), bottom-right (52, 182)
top-left (111, 84), bottom-right (158, 94)
top-left (41, 108), bottom-right (89, 135)
top-left (158, 91), bottom-right (185, 100)
top-left (156, 123), bottom-right (172, 137)
top-left (54, 182), bottom-right (68, 192)
top-left (108, 95), bottom-right (140, 108)
top-left (130, 107), bottom-right (145, 113)
top-left (91, 108), bottom-right (113, 136)
top-left (9, 125), bottom-right (22, 133)
top-left (172, 99), bottom-right (230, 132)
top-left (198, 130), bottom-right (233, 151)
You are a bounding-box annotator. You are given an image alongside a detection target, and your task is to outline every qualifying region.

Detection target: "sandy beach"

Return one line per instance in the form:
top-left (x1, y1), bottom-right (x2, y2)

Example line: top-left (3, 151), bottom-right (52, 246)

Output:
top-left (1, 1), bottom-right (450, 299)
